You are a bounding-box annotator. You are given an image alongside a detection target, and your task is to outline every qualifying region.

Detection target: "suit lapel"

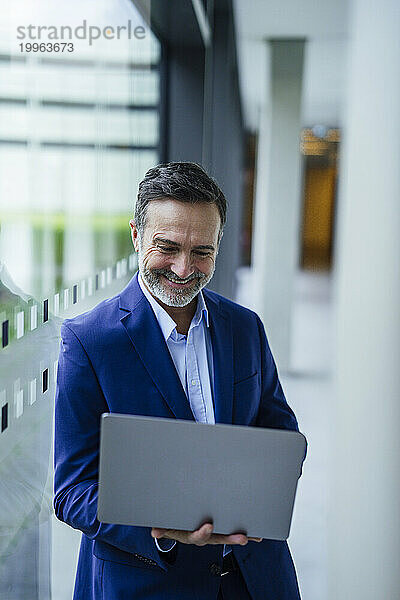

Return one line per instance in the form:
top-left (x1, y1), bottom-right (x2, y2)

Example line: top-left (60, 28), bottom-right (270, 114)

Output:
top-left (204, 291), bottom-right (234, 425)
top-left (119, 275), bottom-right (194, 421)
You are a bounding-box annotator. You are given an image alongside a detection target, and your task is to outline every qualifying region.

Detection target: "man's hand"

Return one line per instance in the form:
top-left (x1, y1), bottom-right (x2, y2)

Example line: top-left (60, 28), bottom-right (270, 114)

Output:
top-left (151, 523), bottom-right (262, 546)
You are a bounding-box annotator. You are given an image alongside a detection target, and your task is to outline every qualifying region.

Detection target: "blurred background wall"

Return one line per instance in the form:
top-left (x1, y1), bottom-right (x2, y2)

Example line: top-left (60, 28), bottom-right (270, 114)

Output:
top-left (0, 0), bottom-right (399, 598)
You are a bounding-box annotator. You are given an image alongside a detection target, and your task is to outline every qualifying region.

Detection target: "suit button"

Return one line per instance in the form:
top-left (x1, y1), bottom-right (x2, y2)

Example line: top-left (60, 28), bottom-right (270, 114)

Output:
top-left (210, 562), bottom-right (222, 576)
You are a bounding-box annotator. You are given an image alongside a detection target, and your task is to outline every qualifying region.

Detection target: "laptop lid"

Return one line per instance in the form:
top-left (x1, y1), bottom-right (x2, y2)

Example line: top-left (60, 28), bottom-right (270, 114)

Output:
top-left (97, 413), bottom-right (306, 540)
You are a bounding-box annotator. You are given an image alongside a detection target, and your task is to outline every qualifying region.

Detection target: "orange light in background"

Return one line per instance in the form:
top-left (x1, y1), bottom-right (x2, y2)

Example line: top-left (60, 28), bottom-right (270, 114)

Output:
top-left (300, 128), bottom-right (340, 271)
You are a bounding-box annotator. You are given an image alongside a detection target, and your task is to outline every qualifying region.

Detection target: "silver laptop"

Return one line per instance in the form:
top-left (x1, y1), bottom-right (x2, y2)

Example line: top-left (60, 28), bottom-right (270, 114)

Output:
top-left (97, 414), bottom-right (306, 540)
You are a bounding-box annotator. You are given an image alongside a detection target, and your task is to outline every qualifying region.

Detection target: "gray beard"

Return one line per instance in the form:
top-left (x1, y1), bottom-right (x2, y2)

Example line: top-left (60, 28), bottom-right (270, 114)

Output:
top-left (137, 249), bottom-right (214, 307)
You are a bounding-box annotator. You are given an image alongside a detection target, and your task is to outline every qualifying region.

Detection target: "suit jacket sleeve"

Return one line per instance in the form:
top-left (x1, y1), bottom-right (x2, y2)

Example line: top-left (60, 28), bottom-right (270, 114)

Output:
top-left (53, 322), bottom-right (166, 568)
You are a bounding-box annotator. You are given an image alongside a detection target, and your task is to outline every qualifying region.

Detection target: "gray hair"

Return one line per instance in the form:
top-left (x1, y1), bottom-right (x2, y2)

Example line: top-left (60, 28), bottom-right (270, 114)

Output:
top-left (135, 162), bottom-right (227, 242)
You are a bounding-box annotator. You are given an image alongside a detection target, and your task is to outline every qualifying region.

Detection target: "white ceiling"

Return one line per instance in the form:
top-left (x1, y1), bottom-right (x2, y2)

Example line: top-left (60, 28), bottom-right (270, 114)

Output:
top-left (233, 0), bottom-right (350, 132)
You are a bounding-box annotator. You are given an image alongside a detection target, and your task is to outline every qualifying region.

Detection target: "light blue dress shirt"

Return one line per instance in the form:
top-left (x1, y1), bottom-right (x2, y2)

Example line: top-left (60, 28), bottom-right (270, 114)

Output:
top-left (138, 275), bottom-right (230, 556)
top-left (138, 274), bottom-right (215, 424)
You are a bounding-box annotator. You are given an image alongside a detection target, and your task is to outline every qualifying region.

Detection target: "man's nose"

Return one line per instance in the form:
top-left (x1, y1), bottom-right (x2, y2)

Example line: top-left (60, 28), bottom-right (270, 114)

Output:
top-left (170, 253), bottom-right (193, 279)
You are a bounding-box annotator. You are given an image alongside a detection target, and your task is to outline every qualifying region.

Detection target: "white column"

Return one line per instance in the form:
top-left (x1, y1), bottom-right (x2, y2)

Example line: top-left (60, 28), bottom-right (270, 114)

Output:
top-left (252, 40), bottom-right (304, 371)
top-left (330, 1), bottom-right (400, 598)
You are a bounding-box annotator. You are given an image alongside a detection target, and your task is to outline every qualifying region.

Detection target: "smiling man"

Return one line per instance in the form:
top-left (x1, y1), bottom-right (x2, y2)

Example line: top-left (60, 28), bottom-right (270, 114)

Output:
top-left (131, 196), bottom-right (219, 334)
top-left (54, 162), bottom-right (304, 600)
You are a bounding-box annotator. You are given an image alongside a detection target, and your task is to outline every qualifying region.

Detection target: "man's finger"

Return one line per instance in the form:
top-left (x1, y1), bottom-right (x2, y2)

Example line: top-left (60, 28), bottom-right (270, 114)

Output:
top-left (151, 527), bottom-right (169, 539)
top-left (216, 533), bottom-right (248, 545)
top-left (151, 525), bottom-right (261, 546)
top-left (190, 522), bottom-right (213, 545)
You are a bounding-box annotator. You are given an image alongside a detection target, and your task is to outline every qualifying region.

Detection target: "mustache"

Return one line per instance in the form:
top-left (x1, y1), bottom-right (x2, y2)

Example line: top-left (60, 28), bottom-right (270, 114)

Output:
top-left (150, 269), bottom-right (205, 283)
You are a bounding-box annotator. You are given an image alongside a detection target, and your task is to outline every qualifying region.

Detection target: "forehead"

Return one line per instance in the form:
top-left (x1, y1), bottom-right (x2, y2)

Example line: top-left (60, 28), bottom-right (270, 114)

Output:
top-left (144, 198), bottom-right (220, 241)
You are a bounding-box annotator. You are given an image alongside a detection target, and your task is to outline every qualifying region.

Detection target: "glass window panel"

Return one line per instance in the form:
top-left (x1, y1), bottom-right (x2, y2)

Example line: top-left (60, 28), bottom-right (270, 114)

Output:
top-left (0, 105), bottom-right (158, 146)
top-left (0, 64), bottom-right (159, 106)
top-left (0, 1), bottom-right (160, 598)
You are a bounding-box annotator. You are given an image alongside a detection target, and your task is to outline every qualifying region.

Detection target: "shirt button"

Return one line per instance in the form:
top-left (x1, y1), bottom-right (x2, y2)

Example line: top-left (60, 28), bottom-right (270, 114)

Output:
top-left (191, 379), bottom-right (197, 386)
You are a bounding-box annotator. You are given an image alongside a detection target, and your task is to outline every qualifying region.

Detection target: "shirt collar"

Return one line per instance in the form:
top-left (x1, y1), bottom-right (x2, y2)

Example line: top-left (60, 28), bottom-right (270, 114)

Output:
top-left (192, 285), bottom-right (209, 328)
top-left (138, 273), bottom-right (209, 342)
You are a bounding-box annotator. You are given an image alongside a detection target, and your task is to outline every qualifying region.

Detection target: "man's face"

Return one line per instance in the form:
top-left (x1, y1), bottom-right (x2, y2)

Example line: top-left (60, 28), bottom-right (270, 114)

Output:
top-left (130, 198), bottom-right (221, 307)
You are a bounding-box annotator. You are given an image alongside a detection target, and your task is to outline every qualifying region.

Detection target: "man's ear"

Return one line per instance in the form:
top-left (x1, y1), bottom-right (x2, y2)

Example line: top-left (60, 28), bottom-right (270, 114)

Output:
top-left (129, 219), bottom-right (140, 252)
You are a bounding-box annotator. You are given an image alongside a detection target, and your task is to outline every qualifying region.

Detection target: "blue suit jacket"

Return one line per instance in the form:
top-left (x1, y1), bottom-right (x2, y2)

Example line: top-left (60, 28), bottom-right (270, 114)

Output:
top-left (54, 273), bottom-right (305, 600)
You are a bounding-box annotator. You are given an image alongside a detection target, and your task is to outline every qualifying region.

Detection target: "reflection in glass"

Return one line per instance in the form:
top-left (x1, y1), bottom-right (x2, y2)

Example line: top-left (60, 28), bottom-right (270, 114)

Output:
top-left (0, 0), bottom-right (159, 597)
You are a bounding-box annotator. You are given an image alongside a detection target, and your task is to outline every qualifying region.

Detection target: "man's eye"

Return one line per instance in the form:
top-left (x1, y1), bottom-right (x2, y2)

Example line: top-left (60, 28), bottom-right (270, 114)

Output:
top-left (194, 251), bottom-right (211, 257)
top-left (158, 245), bottom-right (176, 252)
